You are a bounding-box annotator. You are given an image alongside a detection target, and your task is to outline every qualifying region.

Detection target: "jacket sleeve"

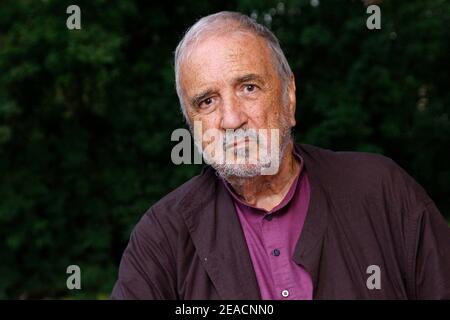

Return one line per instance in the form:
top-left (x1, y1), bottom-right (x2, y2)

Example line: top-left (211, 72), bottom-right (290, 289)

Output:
top-left (411, 199), bottom-right (450, 299)
top-left (110, 209), bottom-right (178, 299)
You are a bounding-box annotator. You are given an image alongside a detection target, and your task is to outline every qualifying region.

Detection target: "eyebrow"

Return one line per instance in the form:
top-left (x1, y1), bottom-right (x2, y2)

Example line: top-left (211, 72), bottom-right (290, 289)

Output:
top-left (233, 73), bottom-right (265, 85)
top-left (189, 73), bottom-right (265, 107)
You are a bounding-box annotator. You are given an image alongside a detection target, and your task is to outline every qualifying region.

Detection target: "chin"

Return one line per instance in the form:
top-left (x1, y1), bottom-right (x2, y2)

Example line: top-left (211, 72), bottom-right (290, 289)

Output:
top-left (213, 163), bottom-right (267, 179)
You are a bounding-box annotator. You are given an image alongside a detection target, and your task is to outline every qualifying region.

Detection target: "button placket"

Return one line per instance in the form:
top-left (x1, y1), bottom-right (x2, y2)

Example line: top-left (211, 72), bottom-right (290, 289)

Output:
top-left (262, 214), bottom-right (293, 299)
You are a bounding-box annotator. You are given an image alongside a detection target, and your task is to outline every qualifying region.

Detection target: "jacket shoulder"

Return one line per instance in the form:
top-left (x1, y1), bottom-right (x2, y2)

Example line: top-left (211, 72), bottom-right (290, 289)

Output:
top-left (150, 166), bottom-right (216, 214)
top-left (135, 166), bottom-right (217, 236)
top-left (300, 144), bottom-right (431, 215)
top-left (300, 143), bottom-right (398, 177)
top-left (125, 166), bottom-right (217, 262)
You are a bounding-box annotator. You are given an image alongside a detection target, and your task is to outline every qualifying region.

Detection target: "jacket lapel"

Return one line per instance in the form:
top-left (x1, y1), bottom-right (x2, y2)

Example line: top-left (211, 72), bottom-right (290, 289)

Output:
top-left (292, 144), bottom-right (328, 296)
top-left (180, 167), bottom-right (261, 299)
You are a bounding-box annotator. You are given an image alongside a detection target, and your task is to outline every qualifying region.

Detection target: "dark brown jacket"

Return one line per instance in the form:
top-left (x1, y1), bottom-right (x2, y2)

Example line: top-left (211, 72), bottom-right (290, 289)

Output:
top-left (111, 144), bottom-right (450, 299)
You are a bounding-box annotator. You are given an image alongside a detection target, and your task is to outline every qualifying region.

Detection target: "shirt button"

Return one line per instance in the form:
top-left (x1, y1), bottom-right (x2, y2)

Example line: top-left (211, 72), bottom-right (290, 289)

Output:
top-left (272, 249), bottom-right (281, 256)
top-left (264, 214), bottom-right (273, 221)
top-left (281, 290), bottom-right (290, 298)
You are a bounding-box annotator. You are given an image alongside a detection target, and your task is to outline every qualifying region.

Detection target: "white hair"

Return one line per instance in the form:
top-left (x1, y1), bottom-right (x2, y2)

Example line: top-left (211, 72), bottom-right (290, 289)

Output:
top-left (174, 11), bottom-right (293, 121)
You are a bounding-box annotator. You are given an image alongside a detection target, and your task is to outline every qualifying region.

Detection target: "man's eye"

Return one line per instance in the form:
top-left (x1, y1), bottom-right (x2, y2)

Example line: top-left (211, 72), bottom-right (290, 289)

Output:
top-left (200, 97), bottom-right (213, 108)
top-left (244, 84), bottom-right (257, 93)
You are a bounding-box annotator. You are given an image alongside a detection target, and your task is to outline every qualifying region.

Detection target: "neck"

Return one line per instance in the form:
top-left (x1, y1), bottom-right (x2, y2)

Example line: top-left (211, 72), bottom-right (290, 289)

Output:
top-left (225, 141), bottom-right (301, 211)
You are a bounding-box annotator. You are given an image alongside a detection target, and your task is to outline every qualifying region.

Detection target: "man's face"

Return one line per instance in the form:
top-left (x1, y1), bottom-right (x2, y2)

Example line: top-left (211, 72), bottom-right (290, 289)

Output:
top-left (179, 31), bottom-right (296, 177)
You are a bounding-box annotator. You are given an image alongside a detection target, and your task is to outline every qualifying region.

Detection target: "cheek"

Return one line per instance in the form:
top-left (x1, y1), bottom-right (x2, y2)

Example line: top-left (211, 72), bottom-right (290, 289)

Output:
top-left (245, 98), bottom-right (281, 129)
top-left (190, 114), bottom-right (222, 145)
top-left (266, 93), bottom-right (289, 126)
top-left (201, 113), bottom-right (222, 131)
top-left (243, 96), bottom-right (269, 121)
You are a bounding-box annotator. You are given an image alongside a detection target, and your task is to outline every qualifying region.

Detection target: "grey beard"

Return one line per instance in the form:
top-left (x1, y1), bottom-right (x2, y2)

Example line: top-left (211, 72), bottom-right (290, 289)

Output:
top-left (197, 126), bottom-right (292, 180)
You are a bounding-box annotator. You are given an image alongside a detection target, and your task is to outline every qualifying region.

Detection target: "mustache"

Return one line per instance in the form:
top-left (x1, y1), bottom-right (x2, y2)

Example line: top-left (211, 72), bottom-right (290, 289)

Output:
top-left (223, 129), bottom-right (260, 149)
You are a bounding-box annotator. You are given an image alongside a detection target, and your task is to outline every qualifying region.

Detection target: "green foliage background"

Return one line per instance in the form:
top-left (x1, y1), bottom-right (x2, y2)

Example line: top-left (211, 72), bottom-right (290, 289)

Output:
top-left (0, 0), bottom-right (448, 299)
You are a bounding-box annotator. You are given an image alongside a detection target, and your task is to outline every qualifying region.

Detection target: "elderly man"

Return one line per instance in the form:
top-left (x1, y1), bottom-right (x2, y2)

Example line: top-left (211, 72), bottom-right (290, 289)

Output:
top-left (111, 11), bottom-right (450, 300)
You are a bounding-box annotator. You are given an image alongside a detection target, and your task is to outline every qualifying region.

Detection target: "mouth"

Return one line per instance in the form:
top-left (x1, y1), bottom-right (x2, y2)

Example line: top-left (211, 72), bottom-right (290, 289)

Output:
top-left (226, 136), bottom-right (252, 150)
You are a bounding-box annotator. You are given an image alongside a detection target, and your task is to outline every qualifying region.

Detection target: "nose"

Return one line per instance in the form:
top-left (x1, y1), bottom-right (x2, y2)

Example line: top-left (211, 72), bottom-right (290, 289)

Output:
top-left (219, 94), bottom-right (248, 130)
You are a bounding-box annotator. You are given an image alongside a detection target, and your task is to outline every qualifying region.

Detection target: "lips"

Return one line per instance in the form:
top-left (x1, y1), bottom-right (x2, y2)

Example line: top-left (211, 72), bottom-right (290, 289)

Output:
top-left (226, 136), bottom-right (252, 149)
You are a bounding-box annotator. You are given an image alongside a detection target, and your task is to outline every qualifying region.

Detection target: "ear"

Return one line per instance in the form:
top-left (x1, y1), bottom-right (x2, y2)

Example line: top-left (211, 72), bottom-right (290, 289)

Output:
top-left (286, 74), bottom-right (297, 127)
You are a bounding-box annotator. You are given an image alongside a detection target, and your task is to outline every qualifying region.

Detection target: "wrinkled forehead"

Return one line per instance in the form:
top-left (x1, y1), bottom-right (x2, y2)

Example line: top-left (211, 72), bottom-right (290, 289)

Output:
top-left (179, 32), bottom-right (277, 92)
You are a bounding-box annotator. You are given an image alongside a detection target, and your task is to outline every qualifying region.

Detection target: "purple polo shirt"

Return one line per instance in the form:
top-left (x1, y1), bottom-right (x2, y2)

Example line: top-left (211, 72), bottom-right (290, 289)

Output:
top-left (222, 150), bottom-right (313, 300)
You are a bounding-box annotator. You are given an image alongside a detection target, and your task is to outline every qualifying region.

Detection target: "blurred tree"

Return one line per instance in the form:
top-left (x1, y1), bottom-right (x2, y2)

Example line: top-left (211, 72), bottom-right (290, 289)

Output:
top-left (0, 0), bottom-right (448, 298)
